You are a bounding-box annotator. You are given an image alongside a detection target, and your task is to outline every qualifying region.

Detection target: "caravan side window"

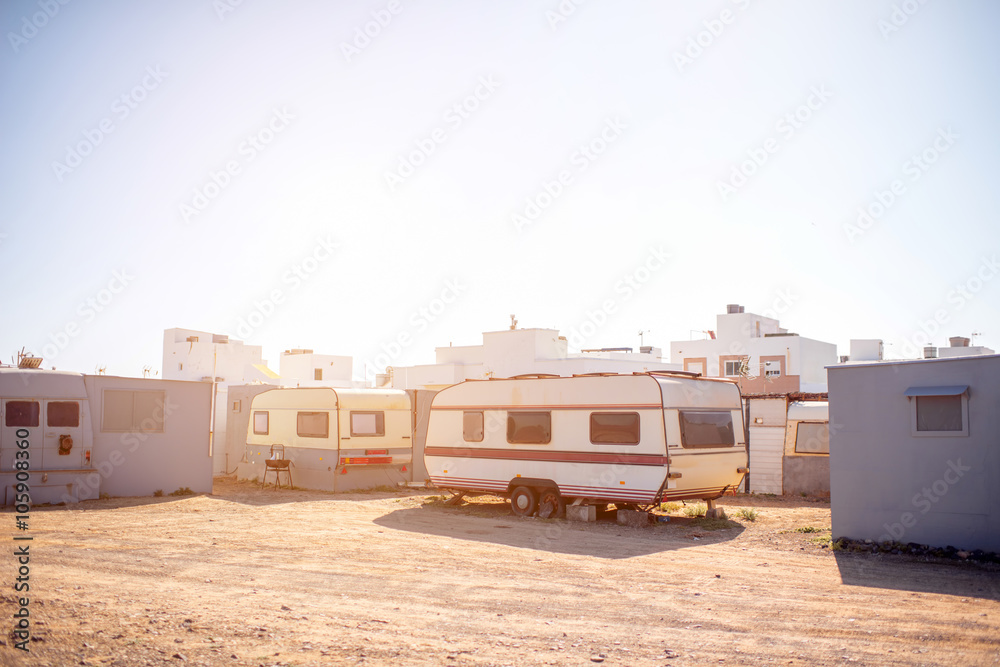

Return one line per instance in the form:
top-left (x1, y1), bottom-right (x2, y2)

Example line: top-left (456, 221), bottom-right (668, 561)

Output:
top-left (253, 411), bottom-right (269, 435)
top-left (297, 412), bottom-right (329, 438)
top-left (590, 412), bottom-right (640, 445)
top-left (794, 422), bottom-right (829, 454)
top-left (5, 401), bottom-right (39, 427)
top-left (507, 412), bottom-right (551, 444)
top-left (678, 410), bottom-right (735, 448)
top-left (463, 411), bottom-right (484, 442)
top-left (350, 411), bottom-right (385, 437)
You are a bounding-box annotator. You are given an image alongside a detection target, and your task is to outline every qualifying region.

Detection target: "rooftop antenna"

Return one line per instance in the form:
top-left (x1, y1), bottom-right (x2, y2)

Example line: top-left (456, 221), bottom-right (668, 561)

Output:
top-left (510, 314), bottom-right (518, 330)
top-left (971, 331), bottom-right (982, 346)
top-left (638, 330), bottom-right (649, 347)
top-left (95, 365), bottom-right (106, 376)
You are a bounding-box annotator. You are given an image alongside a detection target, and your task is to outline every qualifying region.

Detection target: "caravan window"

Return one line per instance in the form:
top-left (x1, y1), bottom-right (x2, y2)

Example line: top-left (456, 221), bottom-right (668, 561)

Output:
top-left (350, 411), bottom-right (384, 437)
top-left (253, 411), bottom-right (269, 435)
top-left (48, 401), bottom-right (80, 427)
top-left (463, 411), bottom-right (484, 442)
top-left (5, 401), bottom-right (39, 427)
top-left (590, 412), bottom-right (640, 445)
top-left (507, 412), bottom-right (551, 444)
top-left (679, 410), bottom-right (735, 448)
top-left (297, 412), bottom-right (329, 438)
top-left (794, 422), bottom-right (829, 454)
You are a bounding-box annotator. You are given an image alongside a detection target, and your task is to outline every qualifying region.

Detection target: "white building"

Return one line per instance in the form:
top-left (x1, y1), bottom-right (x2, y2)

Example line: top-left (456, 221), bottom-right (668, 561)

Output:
top-left (162, 328), bottom-right (279, 475)
top-left (670, 304), bottom-right (838, 393)
top-left (279, 348), bottom-right (356, 388)
top-left (389, 327), bottom-right (681, 390)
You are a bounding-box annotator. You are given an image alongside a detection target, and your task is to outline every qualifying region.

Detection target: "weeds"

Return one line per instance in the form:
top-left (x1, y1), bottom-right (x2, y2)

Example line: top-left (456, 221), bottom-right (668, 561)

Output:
top-left (794, 526), bottom-right (826, 534)
top-left (169, 487), bottom-right (194, 497)
top-left (736, 507), bottom-right (758, 522)
top-left (658, 501), bottom-right (682, 513)
top-left (683, 502), bottom-right (706, 518)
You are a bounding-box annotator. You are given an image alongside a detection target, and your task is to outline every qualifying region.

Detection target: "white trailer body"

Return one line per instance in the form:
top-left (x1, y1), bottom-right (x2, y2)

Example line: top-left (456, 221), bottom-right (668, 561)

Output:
top-left (424, 373), bottom-right (747, 512)
top-left (243, 387), bottom-right (413, 491)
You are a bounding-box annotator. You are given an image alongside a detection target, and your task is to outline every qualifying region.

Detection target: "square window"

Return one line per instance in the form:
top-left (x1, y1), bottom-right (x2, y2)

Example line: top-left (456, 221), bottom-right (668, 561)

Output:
top-left (48, 401), bottom-right (80, 427)
top-left (253, 411), bottom-right (269, 435)
top-left (794, 422), bottom-right (829, 454)
top-left (679, 410), bottom-right (735, 448)
top-left (5, 401), bottom-right (39, 428)
top-left (590, 412), bottom-right (640, 444)
top-left (916, 395), bottom-right (963, 432)
top-left (463, 411), bottom-right (484, 442)
top-left (350, 411), bottom-right (384, 436)
top-left (297, 411), bottom-right (329, 438)
top-left (507, 412), bottom-right (551, 444)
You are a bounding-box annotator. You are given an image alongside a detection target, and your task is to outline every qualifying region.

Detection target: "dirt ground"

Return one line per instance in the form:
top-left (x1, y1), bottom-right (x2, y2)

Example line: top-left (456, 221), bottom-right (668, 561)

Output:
top-left (3, 478), bottom-right (999, 667)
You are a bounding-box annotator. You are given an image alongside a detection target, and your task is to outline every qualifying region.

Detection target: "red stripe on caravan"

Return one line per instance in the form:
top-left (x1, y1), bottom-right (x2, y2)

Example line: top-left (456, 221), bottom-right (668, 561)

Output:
top-left (424, 447), bottom-right (669, 466)
top-left (432, 403), bottom-right (662, 411)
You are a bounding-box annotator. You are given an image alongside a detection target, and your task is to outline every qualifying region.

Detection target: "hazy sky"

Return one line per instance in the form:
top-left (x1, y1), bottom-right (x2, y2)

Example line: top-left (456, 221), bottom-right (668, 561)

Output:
top-left (2, 0), bottom-right (998, 379)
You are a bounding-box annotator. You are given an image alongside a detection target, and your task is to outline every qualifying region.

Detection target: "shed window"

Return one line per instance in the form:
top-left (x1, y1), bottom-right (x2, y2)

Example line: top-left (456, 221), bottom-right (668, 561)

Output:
top-left (253, 411), bottom-right (269, 435)
top-left (48, 401), bottom-right (80, 427)
top-left (507, 412), bottom-right (551, 444)
top-left (794, 422), bottom-right (829, 454)
top-left (350, 411), bottom-right (384, 436)
top-left (590, 412), bottom-right (640, 445)
top-left (916, 396), bottom-right (963, 432)
top-left (5, 401), bottom-right (39, 428)
top-left (297, 411), bottom-right (329, 438)
top-left (463, 411), bottom-right (484, 442)
top-left (102, 390), bottom-right (165, 433)
top-left (905, 385), bottom-right (969, 437)
top-left (679, 410), bottom-right (735, 448)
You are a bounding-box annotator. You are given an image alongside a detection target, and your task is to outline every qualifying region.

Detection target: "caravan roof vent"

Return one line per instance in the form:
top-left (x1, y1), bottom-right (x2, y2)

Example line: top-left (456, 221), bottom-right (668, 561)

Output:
top-left (18, 356), bottom-right (43, 369)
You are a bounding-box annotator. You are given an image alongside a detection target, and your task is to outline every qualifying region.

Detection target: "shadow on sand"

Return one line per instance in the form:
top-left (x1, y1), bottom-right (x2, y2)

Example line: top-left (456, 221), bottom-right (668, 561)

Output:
top-left (373, 501), bottom-right (745, 559)
top-left (835, 551), bottom-right (1000, 601)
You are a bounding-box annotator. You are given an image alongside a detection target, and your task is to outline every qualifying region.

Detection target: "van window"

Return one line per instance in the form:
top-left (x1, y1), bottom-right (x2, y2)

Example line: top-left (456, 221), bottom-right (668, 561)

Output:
top-left (297, 412), bottom-right (329, 438)
top-left (5, 401), bottom-right (39, 427)
top-left (48, 401), bottom-right (80, 427)
top-left (463, 411), bottom-right (484, 442)
top-left (253, 411), bottom-right (269, 435)
top-left (590, 412), bottom-right (640, 445)
top-left (679, 410), bottom-right (735, 448)
top-left (794, 422), bottom-right (829, 454)
top-left (507, 412), bottom-right (551, 444)
top-left (350, 411), bottom-right (384, 437)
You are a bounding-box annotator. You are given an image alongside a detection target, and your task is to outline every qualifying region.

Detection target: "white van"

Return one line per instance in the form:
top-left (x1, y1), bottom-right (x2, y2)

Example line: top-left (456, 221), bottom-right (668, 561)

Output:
top-left (424, 372), bottom-right (748, 516)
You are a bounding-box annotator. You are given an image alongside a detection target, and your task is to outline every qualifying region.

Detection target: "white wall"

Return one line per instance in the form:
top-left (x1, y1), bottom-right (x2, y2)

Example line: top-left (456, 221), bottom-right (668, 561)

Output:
top-left (829, 355), bottom-right (1000, 552)
top-left (280, 351), bottom-right (353, 387)
top-left (84, 375), bottom-right (213, 498)
top-left (162, 328), bottom-right (267, 385)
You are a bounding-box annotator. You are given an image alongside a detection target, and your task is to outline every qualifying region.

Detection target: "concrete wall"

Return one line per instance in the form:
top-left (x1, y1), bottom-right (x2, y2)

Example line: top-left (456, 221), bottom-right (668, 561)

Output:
top-left (782, 456), bottom-right (829, 496)
top-left (83, 375), bottom-right (213, 498)
top-left (829, 355), bottom-right (1000, 552)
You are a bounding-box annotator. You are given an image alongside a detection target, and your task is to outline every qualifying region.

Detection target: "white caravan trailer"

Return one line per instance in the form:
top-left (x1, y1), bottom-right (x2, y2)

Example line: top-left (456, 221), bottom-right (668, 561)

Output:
top-left (424, 372), bottom-right (748, 516)
top-left (243, 387), bottom-right (413, 492)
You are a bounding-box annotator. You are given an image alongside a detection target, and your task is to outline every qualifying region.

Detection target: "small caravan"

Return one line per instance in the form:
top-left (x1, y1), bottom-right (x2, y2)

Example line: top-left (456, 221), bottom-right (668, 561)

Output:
top-left (243, 387), bottom-right (413, 491)
top-left (424, 372), bottom-right (748, 516)
top-left (782, 400), bottom-right (830, 496)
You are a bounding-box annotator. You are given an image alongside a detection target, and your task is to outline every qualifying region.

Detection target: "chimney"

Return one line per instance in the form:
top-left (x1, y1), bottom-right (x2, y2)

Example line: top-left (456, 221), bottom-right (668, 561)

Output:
top-left (923, 346), bottom-right (938, 359)
top-left (726, 304), bottom-right (744, 314)
top-left (949, 336), bottom-right (970, 348)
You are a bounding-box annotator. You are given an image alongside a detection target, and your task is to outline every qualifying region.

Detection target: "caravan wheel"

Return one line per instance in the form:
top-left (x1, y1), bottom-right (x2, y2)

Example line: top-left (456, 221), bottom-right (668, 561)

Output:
top-left (537, 489), bottom-right (565, 519)
top-left (510, 486), bottom-right (538, 517)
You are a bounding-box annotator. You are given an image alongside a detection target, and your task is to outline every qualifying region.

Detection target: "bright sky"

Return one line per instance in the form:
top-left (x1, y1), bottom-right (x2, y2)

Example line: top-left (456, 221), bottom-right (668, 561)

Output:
top-left (2, 0), bottom-right (999, 379)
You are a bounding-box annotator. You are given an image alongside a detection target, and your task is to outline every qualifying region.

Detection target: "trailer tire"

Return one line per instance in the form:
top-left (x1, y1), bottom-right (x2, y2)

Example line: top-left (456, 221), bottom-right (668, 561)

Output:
top-left (537, 489), bottom-right (565, 519)
top-left (510, 486), bottom-right (538, 517)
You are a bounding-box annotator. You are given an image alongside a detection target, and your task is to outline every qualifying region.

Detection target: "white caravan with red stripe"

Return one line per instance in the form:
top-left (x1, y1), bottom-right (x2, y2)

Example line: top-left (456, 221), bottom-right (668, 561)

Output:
top-left (424, 372), bottom-right (748, 517)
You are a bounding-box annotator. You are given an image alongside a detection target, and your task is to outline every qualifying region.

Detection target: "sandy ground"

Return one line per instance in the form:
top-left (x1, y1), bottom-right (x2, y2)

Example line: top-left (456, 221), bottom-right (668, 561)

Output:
top-left (2, 478), bottom-right (999, 667)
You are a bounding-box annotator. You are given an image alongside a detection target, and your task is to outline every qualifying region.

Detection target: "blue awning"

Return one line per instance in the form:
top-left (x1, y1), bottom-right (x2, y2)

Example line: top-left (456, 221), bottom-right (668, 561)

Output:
top-left (904, 385), bottom-right (969, 397)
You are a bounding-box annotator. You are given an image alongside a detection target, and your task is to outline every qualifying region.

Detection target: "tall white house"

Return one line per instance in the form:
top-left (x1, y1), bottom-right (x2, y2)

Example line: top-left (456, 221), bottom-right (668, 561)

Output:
top-left (670, 305), bottom-right (837, 393)
top-left (389, 327), bottom-right (681, 390)
top-left (162, 328), bottom-right (280, 475)
top-left (279, 348), bottom-right (356, 388)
